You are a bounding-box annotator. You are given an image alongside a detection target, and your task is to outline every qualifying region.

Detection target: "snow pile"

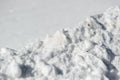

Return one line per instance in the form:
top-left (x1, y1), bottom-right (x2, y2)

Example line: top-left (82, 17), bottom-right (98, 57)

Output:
top-left (0, 6), bottom-right (120, 80)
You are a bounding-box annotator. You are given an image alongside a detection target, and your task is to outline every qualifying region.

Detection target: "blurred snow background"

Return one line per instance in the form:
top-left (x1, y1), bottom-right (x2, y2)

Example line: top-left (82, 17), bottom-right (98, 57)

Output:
top-left (0, 0), bottom-right (120, 50)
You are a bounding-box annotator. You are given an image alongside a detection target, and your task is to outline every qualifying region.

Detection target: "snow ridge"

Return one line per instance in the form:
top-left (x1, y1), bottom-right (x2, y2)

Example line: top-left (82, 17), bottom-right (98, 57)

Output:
top-left (0, 6), bottom-right (120, 80)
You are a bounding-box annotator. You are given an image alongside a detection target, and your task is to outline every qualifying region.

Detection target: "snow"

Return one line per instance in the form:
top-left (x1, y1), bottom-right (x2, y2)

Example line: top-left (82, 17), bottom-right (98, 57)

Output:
top-left (0, 6), bottom-right (120, 80)
top-left (0, 0), bottom-right (120, 49)
top-left (6, 60), bottom-right (21, 78)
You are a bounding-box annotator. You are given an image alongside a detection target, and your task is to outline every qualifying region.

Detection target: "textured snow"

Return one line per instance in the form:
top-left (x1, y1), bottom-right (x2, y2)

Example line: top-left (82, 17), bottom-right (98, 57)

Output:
top-left (0, 6), bottom-right (120, 80)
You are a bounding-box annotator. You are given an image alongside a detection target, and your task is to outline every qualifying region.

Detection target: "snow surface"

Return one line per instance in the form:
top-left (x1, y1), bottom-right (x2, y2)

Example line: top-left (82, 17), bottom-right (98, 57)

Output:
top-left (0, 6), bottom-right (120, 80)
top-left (0, 0), bottom-right (120, 49)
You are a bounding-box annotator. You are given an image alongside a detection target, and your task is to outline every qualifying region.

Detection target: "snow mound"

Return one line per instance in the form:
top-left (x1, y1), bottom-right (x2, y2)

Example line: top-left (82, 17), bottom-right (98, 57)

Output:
top-left (1, 6), bottom-right (120, 80)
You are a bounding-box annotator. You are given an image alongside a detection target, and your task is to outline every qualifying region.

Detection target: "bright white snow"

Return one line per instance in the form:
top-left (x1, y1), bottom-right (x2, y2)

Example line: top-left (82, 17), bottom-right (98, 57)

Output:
top-left (0, 6), bottom-right (120, 80)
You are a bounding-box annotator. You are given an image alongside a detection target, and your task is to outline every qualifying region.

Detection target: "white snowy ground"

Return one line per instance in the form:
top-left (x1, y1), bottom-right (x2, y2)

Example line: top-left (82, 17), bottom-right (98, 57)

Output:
top-left (1, 6), bottom-right (120, 80)
top-left (0, 0), bottom-right (120, 49)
